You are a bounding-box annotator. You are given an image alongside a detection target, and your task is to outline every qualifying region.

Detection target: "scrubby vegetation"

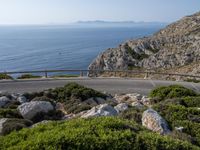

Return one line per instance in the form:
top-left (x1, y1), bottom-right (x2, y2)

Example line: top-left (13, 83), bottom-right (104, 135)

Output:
top-left (149, 85), bottom-right (197, 100)
top-left (0, 117), bottom-right (199, 150)
top-left (185, 78), bottom-right (200, 83)
top-left (1, 84), bottom-right (200, 149)
top-left (17, 74), bottom-right (42, 79)
top-left (0, 109), bottom-right (22, 119)
top-left (0, 74), bottom-right (13, 80)
top-left (0, 119), bottom-right (32, 136)
top-left (23, 83), bottom-right (107, 114)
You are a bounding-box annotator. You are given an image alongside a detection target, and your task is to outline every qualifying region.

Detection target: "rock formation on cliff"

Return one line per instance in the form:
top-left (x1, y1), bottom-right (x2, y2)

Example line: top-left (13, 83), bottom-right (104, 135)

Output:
top-left (89, 11), bottom-right (200, 76)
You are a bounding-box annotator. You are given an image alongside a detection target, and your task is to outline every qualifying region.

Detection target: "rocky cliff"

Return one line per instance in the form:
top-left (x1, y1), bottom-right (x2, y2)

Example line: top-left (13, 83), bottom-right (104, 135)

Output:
top-left (88, 11), bottom-right (200, 76)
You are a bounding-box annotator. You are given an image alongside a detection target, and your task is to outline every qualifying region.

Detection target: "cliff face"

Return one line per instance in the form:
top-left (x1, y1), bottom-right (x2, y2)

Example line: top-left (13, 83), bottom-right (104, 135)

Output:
top-left (88, 12), bottom-right (200, 76)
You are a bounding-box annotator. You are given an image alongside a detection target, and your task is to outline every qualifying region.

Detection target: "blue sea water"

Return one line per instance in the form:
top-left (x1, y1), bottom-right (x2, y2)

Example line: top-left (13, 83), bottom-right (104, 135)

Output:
top-left (0, 25), bottom-right (164, 72)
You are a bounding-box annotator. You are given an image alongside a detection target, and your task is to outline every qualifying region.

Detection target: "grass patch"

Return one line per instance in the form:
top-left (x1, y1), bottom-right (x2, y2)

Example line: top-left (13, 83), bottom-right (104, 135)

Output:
top-left (17, 74), bottom-right (42, 79)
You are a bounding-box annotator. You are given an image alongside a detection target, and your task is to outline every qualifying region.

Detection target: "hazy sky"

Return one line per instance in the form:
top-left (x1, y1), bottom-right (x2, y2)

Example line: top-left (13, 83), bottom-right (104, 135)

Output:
top-left (0, 0), bottom-right (199, 25)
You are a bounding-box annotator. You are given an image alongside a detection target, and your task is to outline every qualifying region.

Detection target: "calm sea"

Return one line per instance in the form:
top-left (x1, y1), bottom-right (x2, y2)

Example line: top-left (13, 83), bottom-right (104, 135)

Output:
top-left (0, 25), bottom-right (164, 72)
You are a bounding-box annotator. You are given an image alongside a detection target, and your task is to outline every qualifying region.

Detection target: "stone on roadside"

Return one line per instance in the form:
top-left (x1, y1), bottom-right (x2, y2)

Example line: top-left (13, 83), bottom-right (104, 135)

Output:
top-left (17, 101), bottom-right (54, 120)
top-left (142, 108), bottom-right (171, 135)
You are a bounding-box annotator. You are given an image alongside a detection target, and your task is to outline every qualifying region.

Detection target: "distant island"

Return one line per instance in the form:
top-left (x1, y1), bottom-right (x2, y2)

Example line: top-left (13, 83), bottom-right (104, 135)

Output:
top-left (73, 20), bottom-right (168, 27)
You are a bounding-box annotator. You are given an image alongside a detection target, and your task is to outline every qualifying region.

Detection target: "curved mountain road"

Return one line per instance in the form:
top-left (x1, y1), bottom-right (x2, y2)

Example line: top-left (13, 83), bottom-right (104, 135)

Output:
top-left (0, 78), bottom-right (200, 95)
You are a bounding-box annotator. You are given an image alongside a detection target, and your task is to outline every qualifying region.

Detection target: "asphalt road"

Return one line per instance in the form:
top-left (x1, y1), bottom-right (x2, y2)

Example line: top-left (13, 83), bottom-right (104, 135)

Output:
top-left (0, 78), bottom-right (200, 95)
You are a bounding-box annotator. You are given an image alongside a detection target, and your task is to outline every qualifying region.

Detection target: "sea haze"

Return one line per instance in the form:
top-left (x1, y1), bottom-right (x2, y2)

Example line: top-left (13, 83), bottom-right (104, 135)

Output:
top-left (0, 24), bottom-right (165, 72)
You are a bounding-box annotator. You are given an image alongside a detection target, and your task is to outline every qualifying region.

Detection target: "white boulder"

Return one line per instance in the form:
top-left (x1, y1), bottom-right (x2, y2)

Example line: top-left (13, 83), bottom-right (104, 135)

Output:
top-left (0, 118), bottom-right (8, 135)
top-left (17, 96), bottom-right (28, 104)
top-left (18, 101), bottom-right (54, 120)
top-left (142, 109), bottom-right (171, 135)
top-left (81, 104), bottom-right (118, 118)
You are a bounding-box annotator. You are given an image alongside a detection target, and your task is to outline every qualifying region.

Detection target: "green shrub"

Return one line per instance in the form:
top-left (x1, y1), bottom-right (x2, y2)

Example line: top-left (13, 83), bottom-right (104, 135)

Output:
top-left (119, 107), bottom-right (147, 124)
top-left (0, 109), bottom-right (22, 119)
top-left (31, 110), bottom-right (64, 123)
top-left (149, 85), bottom-right (197, 100)
top-left (0, 117), bottom-right (198, 150)
top-left (153, 103), bottom-right (200, 146)
top-left (185, 78), bottom-right (200, 83)
top-left (0, 74), bottom-right (13, 80)
top-left (136, 131), bottom-right (198, 150)
top-left (17, 74), bottom-right (42, 79)
top-left (183, 97), bottom-right (200, 107)
top-left (0, 118), bottom-right (32, 136)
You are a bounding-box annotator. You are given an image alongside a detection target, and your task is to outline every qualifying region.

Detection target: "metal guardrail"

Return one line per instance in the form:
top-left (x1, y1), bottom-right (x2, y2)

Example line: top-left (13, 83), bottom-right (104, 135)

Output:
top-left (0, 69), bottom-right (200, 79)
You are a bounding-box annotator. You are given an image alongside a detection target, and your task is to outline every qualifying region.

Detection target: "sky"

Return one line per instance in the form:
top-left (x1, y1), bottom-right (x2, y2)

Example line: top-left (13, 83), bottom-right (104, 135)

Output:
top-left (0, 0), bottom-right (199, 25)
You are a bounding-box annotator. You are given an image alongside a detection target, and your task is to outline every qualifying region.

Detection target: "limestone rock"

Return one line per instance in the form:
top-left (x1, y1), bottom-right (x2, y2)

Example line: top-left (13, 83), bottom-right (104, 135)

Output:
top-left (0, 118), bottom-right (8, 135)
top-left (114, 103), bottom-right (129, 113)
top-left (81, 104), bottom-right (118, 118)
top-left (0, 96), bottom-right (11, 108)
top-left (142, 109), bottom-right (171, 135)
top-left (17, 101), bottom-right (54, 120)
top-left (131, 101), bottom-right (144, 109)
top-left (114, 93), bottom-right (142, 104)
top-left (17, 96), bottom-right (28, 104)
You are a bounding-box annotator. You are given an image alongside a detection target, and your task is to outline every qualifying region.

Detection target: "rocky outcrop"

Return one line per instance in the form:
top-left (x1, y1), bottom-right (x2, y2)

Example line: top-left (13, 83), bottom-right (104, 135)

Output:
top-left (17, 101), bottom-right (54, 120)
top-left (81, 104), bottom-right (118, 118)
top-left (89, 11), bottom-right (200, 76)
top-left (142, 109), bottom-right (171, 135)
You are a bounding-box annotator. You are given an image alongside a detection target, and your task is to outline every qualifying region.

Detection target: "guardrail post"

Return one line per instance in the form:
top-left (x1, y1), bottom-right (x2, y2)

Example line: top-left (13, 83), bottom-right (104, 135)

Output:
top-left (80, 71), bottom-right (83, 77)
top-left (145, 72), bottom-right (149, 79)
top-left (45, 71), bottom-right (48, 78)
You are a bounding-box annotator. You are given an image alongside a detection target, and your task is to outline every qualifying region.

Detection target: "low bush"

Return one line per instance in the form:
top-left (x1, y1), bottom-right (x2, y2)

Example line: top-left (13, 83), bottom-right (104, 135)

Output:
top-left (153, 103), bottom-right (200, 146)
top-left (0, 74), bottom-right (13, 80)
top-left (0, 117), bottom-right (198, 150)
top-left (23, 83), bottom-right (107, 114)
top-left (119, 107), bottom-right (147, 124)
top-left (149, 85), bottom-right (197, 100)
top-left (0, 118), bottom-right (32, 136)
top-left (0, 109), bottom-right (22, 119)
top-left (185, 78), bottom-right (200, 83)
top-left (17, 74), bottom-right (42, 79)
